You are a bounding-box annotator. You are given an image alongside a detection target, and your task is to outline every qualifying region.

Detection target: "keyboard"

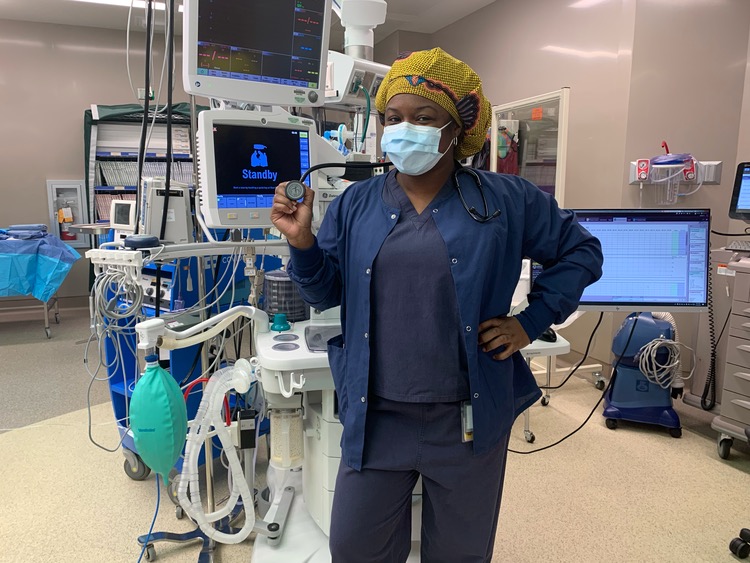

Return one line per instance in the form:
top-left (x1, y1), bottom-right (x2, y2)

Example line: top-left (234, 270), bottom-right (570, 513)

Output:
top-left (726, 239), bottom-right (750, 251)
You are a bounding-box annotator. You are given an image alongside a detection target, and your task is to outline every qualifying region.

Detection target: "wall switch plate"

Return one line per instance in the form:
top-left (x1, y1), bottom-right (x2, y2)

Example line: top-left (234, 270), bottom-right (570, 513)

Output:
top-left (137, 88), bottom-right (154, 101)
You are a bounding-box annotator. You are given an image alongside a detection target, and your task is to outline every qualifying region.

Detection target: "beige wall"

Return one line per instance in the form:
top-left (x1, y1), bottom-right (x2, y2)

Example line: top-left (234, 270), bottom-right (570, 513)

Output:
top-left (433, 0), bottom-right (636, 210)
top-left (374, 30), bottom-right (434, 67)
top-left (0, 19), bottom-right (189, 301)
top-left (727, 20), bottom-right (750, 236)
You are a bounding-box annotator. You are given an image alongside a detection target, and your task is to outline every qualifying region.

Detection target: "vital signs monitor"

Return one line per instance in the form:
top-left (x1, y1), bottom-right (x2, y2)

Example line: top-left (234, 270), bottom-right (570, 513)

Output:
top-left (569, 209), bottom-right (710, 312)
top-left (196, 108), bottom-right (319, 228)
top-left (182, 0), bottom-right (332, 106)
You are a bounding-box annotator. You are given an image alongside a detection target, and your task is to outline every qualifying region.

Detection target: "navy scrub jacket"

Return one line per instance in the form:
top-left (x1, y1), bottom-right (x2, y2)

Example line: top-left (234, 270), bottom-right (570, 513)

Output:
top-left (288, 168), bottom-right (603, 471)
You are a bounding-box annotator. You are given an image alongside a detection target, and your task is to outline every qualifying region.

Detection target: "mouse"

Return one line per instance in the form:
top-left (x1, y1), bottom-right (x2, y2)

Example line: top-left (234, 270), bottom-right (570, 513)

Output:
top-left (539, 328), bottom-right (557, 342)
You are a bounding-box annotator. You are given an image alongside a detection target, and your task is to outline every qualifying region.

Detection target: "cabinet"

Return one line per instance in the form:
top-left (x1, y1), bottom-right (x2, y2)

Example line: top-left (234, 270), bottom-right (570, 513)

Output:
top-left (490, 88), bottom-right (570, 205)
top-left (84, 103), bottom-right (197, 227)
top-left (712, 259), bottom-right (750, 458)
top-left (46, 179), bottom-right (88, 248)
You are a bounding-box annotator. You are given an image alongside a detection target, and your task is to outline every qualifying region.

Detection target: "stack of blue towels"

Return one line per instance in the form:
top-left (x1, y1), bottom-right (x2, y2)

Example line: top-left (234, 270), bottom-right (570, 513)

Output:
top-left (0, 224), bottom-right (49, 240)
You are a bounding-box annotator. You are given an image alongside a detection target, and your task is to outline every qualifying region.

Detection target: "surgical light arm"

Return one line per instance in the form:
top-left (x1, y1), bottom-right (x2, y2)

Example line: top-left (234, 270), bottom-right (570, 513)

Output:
top-left (333, 0), bottom-right (387, 59)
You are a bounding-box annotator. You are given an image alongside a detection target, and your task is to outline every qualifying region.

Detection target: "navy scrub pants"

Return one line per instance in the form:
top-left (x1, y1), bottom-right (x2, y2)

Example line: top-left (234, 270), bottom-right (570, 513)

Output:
top-left (329, 395), bottom-right (510, 563)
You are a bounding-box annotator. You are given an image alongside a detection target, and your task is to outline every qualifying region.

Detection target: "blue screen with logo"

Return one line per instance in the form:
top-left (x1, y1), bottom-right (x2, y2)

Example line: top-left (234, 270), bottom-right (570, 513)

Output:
top-left (212, 123), bottom-right (310, 209)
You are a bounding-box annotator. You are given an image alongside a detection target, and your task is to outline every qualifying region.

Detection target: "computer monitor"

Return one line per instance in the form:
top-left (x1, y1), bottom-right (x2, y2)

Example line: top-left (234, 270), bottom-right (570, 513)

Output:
top-left (728, 162), bottom-right (750, 221)
top-left (196, 108), bottom-right (317, 228)
top-left (566, 209), bottom-right (710, 312)
top-left (182, 0), bottom-right (332, 106)
top-left (109, 199), bottom-right (137, 232)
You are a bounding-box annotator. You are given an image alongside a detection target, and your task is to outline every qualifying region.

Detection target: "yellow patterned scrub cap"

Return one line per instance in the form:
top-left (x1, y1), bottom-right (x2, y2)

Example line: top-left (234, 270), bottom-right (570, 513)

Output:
top-left (375, 48), bottom-right (492, 160)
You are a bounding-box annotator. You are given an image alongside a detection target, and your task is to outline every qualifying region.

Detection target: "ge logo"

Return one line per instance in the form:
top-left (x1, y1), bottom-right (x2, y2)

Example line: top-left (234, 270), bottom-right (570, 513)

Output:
top-left (195, 81), bottom-right (201, 87)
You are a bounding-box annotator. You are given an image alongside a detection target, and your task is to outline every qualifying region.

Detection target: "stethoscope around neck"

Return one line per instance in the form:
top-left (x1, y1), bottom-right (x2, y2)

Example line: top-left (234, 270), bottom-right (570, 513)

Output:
top-left (453, 165), bottom-right (502, 223)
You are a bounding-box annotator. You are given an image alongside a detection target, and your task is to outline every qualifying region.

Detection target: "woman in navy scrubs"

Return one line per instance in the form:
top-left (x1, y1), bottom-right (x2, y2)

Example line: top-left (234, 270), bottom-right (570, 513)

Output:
top-left (272, 48), bottom-right (603, 563)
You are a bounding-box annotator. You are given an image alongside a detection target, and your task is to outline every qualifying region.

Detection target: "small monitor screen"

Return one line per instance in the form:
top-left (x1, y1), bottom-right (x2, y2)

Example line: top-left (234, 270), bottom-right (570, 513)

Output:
top-left (113, 202), bottom-right (132, 225)
top-left (729, 162), bottom-right (750, 221)
top-left (212, 123), bottom-right (310, 210)
top-left (545, 209), bottom-right (710, 312)
top-left (110, 200), bottom-right (136, 231)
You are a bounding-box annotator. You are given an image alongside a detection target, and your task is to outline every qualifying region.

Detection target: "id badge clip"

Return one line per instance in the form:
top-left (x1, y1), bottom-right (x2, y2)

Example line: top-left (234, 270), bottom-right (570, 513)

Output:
top-left (461, 400), bottom-right (474, 443)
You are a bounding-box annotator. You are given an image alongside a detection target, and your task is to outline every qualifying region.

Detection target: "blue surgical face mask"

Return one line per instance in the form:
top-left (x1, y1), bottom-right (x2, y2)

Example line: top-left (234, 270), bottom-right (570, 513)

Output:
top-left (381, 121), bottom-right (455, 176)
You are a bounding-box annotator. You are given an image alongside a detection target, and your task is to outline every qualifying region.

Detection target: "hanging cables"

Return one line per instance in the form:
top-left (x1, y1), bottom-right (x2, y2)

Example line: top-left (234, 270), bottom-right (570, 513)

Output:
top-left (158, 0), bottom-right (176, 240)
top-left (509, 314), bottom-right (641, 455)
top-left (126, 2), bottom-right (139, 101)
top-left (711, 227), bottom-right (750, 237)
top-left (539, 312), bottom-right (603, 391)
top-left (86, 267), bottom-right (145, 452)
top-left (134, 0), bottom-right (155, 235)
top-left (638, 337), bottom-right (695, 389)
top-left (358, 84), bottom-right (371, 146)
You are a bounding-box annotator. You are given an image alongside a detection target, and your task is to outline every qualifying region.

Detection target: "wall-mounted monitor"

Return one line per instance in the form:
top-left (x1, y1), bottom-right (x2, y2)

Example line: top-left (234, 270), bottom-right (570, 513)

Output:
top-left (728, 162), bottom-right (750, 222)
top-left (196, 108), bottom-right (319, 228)
top-left (182, 0), bottom-right (332, 107)
top-left (568, 209), bottom-right (710, 312)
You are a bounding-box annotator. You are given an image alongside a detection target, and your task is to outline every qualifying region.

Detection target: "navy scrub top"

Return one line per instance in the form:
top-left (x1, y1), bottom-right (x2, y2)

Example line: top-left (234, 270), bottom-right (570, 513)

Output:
top-left (369, 171), bottom-right (470, 403)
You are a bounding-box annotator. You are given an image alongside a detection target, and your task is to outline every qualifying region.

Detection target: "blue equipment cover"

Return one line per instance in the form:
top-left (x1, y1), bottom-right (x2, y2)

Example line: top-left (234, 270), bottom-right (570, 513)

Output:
top-left (0, 235), bottom-right (80, 302)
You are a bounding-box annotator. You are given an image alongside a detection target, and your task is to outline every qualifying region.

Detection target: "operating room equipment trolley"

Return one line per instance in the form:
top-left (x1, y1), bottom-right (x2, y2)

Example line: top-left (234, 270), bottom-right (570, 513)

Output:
top-left (713, 258), bottom-right (750, 459)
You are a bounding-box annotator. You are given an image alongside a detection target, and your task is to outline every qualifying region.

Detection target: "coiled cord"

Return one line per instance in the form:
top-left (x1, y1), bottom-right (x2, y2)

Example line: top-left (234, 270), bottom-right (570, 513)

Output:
top-left (641, 312), bottom-right (695, 390)
top-left (638, 337), bottom-right (694, 389)
top-left (702, 263), bottom-right (717, 409)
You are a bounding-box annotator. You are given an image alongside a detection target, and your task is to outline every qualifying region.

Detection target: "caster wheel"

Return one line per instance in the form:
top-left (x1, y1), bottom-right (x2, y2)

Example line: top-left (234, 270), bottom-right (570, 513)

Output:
top-left (124, 456), bottom-right (151, 481)
top-left (45, 328), bottom-right (51, 339)
top-left (525, 432), bottom-right (535, 443)
top-left (605, 418), bottom-right (618, 430)
top-left (144, 544), bottom-right (156, 561)
top-left (175, 505), bottom-right (185, 520)
top-left (669, 427), bottom-right (682, 438)
top-left (167, 468), bottom-right (181, 506)
top-left (595, 379), bottom-right (606, 391)
top-left (718, 438), bottom-right (733, 460)
top-left (541, 396), bottom-right (550, 406)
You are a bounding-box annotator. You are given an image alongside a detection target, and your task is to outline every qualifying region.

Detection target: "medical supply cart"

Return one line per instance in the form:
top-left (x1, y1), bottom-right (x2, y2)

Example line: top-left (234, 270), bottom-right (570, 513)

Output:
top-left (713, 258), bottom-right (750, 458)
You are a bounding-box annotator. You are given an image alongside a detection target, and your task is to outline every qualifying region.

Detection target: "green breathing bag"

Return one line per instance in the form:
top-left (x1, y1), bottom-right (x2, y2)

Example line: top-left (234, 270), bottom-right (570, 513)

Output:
top-left (129, 357), bottom-right (188, 484)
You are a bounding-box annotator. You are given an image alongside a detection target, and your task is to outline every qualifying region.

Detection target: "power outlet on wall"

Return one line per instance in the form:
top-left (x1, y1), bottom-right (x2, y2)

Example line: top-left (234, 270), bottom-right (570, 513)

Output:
top-left (137, 88), bottom-right (155, 101)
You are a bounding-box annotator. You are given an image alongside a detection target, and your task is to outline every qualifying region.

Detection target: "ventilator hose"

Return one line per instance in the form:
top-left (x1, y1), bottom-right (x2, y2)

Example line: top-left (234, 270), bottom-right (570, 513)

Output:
top-left (177, 361), bottom-right (256, 544)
